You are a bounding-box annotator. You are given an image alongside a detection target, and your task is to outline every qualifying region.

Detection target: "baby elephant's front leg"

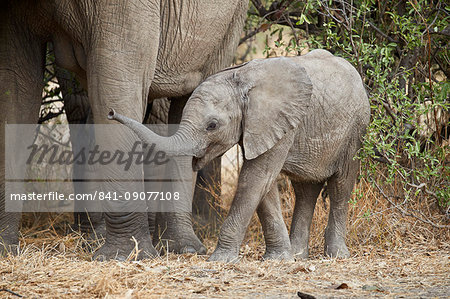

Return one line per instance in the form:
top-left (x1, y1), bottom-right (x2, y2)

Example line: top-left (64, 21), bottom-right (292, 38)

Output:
top-left (208, 160), bottom-right (272, 263)
top-left (208, 133), bottom-right (294, 263)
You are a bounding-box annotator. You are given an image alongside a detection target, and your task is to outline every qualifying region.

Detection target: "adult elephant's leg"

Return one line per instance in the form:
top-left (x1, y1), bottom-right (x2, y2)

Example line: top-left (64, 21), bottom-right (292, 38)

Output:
top-left (256, 182), bottom-right (292, 261)
top-left (142, 98), bottom-right (170, 237)
top-left (84, 2), bottom-right (160, 261)
top-left (144, 98), bottom-right (169, 125)
top-left (55, 67), bottom-right (105, 240)
top-left (0, 10), bottom-right (44, 253)
top-left (289, 181), bottom-right (323, 258)
top-left (90, 100), bottom-right (157, 261)
top-left (192, 157), bottom-right (221, 232)
top-left (154, 96), bottom-right (206, 254)
top-left (324, 160), bottom-right (359, 258)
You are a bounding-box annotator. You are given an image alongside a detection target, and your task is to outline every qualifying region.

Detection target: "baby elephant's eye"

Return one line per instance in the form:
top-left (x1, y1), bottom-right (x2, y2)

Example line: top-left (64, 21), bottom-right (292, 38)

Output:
top-left (206, 120), bottom-right (219, 131)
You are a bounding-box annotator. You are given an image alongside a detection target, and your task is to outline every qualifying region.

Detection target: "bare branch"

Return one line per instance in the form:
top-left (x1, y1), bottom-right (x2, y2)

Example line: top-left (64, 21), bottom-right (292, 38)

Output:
top-left (373, 180), bottom-right (450, 229)
top-left (38, 110), bottom-right (65, 124)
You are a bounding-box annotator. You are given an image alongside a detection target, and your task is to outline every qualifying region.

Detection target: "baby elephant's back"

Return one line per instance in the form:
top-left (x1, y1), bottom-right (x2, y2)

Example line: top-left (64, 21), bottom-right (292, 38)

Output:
top-left (292, 49), bottom-right (370, 124)
top-left (284, 50), bottom-right (370, 181)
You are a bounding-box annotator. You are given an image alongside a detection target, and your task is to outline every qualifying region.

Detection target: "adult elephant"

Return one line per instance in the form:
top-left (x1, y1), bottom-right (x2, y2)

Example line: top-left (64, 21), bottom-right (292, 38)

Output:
top-left (0, 0), bottom-right (248, 260)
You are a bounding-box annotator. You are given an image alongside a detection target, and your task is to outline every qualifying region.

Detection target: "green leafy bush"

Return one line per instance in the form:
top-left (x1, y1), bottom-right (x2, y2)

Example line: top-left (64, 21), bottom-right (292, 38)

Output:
top-left (242, 0), bottom-right (449, 226)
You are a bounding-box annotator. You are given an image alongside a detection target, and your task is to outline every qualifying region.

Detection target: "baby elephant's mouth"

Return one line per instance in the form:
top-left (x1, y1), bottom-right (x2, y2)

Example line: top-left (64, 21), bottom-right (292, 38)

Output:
top-left (192, 147), bottom-right (208, 171)
top-left (192, 157), bottom-right (201, 171)
top-left (192, 157), bottom-right (203, 172)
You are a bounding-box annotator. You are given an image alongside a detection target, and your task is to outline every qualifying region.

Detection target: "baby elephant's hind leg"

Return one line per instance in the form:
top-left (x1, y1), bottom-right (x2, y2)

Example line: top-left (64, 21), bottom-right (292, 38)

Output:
top-left (257, 182), bottom-right (292, 261)
top-left (289, 182), bottom-right (323, 258)
top-left (324, 160), bottom-right (359, 258)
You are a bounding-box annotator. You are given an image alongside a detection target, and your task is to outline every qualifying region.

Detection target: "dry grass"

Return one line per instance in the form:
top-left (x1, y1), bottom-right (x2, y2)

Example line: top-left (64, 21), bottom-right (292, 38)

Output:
top-left (1, 230), bottom-right (449, 298)
top-left (1, 149), bottom-right (449, 298)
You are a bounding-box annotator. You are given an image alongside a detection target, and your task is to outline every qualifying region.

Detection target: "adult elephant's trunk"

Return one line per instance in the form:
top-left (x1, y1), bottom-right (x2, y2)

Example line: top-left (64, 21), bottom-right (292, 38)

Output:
top-left (108, 108), bottom-right (196, 157)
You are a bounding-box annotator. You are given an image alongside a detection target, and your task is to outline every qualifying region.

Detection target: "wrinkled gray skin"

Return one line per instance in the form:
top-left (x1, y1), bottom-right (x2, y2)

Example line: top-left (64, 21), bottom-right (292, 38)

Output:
top-left (56, 68), bottom-right (106, 241)
top-left (109, 50), bottom-right (371, 262)
top-left (144, 98), bottom-right (222, 236)
top-left (59, 71), bottom-right (220, 246)
top-left (0, 0), bottom-right (247, 260)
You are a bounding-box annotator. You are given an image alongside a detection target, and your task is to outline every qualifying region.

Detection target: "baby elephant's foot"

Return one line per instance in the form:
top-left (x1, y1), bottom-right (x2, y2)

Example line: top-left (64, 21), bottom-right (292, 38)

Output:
top-left (324, 241), bottom-right (350, 258)
top-left (93, 236), bottom-right (158, 261)
top-left (208, 247), bottom-right (240, 263)
top-left (262, 249), bottom-right (294, 261)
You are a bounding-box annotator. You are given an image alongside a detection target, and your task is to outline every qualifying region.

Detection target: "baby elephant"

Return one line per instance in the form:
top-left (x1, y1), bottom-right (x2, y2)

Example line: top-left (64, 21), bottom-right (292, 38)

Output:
top-left (109, 49), bottom-right (370, 262)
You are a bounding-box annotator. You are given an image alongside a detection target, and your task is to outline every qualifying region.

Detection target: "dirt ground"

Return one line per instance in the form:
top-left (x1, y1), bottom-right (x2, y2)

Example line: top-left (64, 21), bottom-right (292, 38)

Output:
top-left (1, 233), bottom-right (449, 298)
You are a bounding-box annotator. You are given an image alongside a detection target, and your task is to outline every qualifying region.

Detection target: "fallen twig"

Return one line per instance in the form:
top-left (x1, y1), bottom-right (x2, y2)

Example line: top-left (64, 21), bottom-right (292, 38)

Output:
top-left (0, 289), bottom-right (23, 298)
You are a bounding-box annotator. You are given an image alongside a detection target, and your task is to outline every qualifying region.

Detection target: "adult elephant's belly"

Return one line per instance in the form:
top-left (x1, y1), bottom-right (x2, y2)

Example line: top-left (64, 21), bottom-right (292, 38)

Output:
top-left (149, 69), bottom-right (204, 99)
top-left (53, 33), bottom-right (88, 89)
top-left (148, 0), bottom-right (243, 99)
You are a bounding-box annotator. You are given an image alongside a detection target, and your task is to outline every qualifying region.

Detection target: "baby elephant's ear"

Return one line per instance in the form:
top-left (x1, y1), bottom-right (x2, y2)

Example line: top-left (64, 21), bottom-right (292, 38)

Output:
top-left (237, 57), bottom-right (313, 160)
